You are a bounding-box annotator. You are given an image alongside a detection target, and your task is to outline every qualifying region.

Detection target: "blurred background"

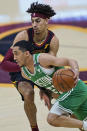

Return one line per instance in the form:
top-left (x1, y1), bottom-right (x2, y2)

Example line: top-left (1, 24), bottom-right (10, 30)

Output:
top-left (0, 0), bottom-right (87, 23)
top-left (0, 1), bottom-right (87, 131)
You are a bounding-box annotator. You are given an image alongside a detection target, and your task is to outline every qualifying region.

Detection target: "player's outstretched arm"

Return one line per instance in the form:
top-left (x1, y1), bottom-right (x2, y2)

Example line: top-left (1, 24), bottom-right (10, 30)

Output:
top-left (0, 48), bottom-right (20, 72)
top-left (39, 53), bottom-right (79, 84)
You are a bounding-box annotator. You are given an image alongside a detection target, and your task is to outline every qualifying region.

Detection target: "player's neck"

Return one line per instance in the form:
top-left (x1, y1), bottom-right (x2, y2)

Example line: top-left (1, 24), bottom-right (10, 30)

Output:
top-left (26, 56), bottom-right (34, 74)
top-left (34, 30), bottom-right (48, 43)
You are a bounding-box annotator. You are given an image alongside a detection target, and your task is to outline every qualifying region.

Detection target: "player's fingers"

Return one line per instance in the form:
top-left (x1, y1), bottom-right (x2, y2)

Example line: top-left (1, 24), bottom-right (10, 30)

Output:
top-left (74, 77), bottom-right (78, 86)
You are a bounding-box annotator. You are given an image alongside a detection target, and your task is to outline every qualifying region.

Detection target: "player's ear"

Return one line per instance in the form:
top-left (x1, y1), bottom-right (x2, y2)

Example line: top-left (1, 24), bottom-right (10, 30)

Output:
top-left (25, 51), bottom-right (30, 56)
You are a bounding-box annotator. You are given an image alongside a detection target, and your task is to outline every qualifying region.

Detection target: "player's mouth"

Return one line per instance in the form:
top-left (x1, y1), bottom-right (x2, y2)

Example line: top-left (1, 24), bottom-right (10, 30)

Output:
top-left (34, 29), bottom-right (38, 32)
top-left (33, 28), bottom-right (39, 32)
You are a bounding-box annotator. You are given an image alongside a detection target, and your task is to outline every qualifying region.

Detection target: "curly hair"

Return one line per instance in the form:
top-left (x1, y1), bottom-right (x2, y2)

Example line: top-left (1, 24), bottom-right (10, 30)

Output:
top-left (26, 2), bottom-right (56, 18)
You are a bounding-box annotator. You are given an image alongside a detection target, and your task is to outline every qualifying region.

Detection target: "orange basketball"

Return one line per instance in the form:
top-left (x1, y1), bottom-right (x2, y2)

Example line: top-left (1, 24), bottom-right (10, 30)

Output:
top-left (52, 68), bottom-right (75, 92)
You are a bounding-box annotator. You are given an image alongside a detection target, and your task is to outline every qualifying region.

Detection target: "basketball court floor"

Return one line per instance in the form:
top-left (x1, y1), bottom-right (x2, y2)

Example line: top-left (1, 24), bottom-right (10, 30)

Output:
top-left (0, 26), bottom-right (87, 131)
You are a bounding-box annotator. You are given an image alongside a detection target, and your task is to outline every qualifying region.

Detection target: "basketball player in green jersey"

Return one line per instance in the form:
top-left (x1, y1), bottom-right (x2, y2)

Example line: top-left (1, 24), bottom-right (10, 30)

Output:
top-left (12, 40), bottom-right (87, 131)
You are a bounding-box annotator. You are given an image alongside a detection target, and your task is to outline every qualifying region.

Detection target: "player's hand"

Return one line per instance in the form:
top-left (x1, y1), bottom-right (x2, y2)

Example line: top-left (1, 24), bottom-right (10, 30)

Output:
top-left (39, 90), bottom-right (51, 110)
top-left (72, 68), bottom-right (79, 86)
top-left (52, 92), bottom-right (59, 99)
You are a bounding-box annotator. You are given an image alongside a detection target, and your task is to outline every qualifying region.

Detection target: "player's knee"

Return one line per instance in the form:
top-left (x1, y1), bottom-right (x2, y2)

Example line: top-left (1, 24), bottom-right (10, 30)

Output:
top-left (24, 89), bottom-right (34, 102)
top-left (18, 81), bottom-right (34, 102)
top-left (47, 113), bottom-right (60, 127)
top-left (47, 113), bottom-right (55, 126)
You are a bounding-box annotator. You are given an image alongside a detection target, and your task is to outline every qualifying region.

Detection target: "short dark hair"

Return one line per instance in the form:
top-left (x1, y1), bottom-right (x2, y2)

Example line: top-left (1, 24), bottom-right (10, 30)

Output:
top-left (27, 2), bottom-right (56, 18)
top-left (13, 40), bottom-right (34, 54)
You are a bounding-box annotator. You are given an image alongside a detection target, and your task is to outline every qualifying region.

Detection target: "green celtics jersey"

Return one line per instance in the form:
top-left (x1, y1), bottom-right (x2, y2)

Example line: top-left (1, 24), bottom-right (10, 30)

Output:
top-left (22, 53), bottom-right (64, 94)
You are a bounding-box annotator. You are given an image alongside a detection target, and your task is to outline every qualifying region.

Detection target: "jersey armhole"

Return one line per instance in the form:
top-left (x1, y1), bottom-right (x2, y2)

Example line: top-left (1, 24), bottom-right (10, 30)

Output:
top-left (21, 67), bottom-right (30, 80)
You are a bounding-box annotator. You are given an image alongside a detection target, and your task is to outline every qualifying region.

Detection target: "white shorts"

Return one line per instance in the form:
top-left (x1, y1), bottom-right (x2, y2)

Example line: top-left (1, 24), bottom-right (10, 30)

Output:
top-left (49, 100), bottom-right (70, 116)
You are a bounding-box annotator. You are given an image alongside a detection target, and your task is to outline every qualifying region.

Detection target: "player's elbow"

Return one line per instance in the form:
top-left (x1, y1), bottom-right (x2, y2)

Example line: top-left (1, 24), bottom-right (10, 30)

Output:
top-left (0, 61), bottom-right (10, 72)
top-left (47, 113), bottom-right (61, 127)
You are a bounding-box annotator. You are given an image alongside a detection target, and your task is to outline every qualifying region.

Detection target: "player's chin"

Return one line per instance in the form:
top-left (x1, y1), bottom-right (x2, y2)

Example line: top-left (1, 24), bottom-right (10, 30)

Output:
top-left (34, 30), bottom-right (40, 34)
top-left (17, 62), bottom-right (22, 67)
top-left (20, 64), bottom-right (23, 67)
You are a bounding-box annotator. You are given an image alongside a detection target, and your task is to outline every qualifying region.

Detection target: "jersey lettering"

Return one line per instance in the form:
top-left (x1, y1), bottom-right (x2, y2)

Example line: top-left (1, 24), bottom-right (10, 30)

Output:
top-left (34, 75), bottom-right (52, 87)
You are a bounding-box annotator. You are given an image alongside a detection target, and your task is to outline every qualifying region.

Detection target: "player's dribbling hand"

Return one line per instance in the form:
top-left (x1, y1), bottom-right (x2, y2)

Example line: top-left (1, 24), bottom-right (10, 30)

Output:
top-left (72, 68), bottom-right (79, 86)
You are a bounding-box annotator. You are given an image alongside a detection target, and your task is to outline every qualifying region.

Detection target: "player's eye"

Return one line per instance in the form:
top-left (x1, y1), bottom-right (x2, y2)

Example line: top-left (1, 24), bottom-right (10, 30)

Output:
top-left (36, 18), bottom-right (41, 23)
top-left (14, 52), bottom-right (18, 55)
top-left (36, 20), bottom-right (40, 23)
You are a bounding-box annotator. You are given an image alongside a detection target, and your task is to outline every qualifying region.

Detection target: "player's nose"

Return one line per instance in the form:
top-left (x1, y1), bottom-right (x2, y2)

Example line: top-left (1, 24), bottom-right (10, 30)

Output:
top-left (14, 55), bottom-right (17, 61)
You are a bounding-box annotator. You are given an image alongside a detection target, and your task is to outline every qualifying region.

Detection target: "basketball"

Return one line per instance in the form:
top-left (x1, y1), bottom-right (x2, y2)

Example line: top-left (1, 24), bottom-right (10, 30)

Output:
top-left (52, 68), bottom-right (75, 92)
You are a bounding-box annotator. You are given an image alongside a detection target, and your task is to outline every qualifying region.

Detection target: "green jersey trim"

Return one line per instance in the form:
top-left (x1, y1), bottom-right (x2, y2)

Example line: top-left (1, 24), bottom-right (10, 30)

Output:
top-left (58, 103), bottom-right (73, 114)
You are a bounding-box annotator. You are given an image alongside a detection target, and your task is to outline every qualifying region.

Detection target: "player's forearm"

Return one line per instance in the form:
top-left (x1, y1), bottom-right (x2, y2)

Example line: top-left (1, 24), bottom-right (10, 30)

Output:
top-left (0, 48), bottom-right (20, 72)
top-left (0, 61), bottom-right (20, 72)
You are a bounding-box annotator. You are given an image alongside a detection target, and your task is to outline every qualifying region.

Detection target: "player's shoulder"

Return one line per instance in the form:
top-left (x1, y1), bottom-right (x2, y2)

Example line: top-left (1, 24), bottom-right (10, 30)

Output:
top-left (15, 30), bottom-right (28, 41)
top-left (51, 34), bottom-right (59, 43)
top-left (49, 33), bottom-right (59, 55)
top-left (39, 53), bottom-right (53, 60)
top-left (12, 28), bottom-right (30, 45)
top-left (17, 30), bottom-right (28, 36)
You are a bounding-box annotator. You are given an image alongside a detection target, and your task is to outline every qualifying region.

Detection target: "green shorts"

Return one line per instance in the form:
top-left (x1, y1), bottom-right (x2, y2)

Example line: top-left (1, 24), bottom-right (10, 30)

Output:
top-left (58, 80), bottom-right (87, 120)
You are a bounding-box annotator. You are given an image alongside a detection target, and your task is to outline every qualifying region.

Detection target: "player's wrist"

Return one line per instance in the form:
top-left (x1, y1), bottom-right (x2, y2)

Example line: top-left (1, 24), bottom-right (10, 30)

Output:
top-left (74, 68), bottom-right (79, 71)
top-left (72, 67), bottom-right (79, 76)
top-left (75, 68), bottom-right (79, 70)
top-left (72, 67), bottom-right (79, 72)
